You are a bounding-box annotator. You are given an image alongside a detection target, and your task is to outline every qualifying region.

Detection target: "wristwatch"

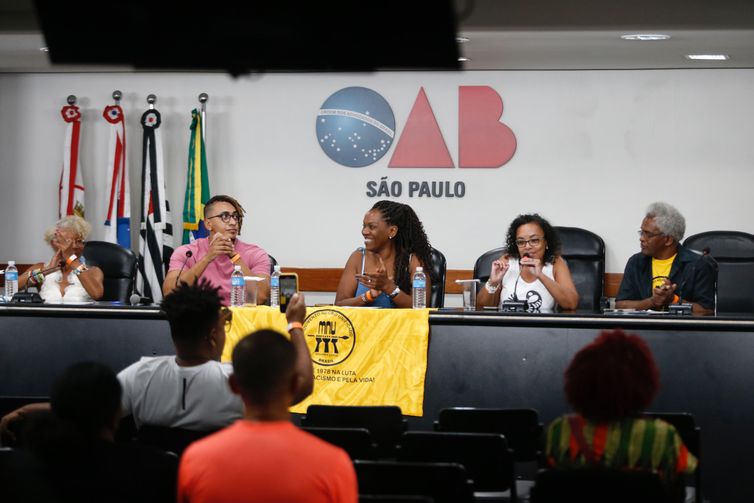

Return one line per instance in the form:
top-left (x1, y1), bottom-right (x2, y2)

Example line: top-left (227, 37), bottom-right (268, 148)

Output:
top-left (485, 281), bottom-right (500, 294)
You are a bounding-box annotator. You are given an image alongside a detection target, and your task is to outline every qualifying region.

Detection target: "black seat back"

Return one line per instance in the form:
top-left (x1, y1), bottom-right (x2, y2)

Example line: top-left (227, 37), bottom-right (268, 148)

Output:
top-left (355, 460), bottom-right (474, 503)
top-left (398, 431), bottom-right (516, 494)
top-left (554, 226), bottom-right (605, 312)
top-left (531, 469), bottom-right (675, 503)
top-left (435, 407), bottom-right (543, 462)
top-left (135, 424), bottom-right (216, 455)
top-left (301, 405), bottom-right (407, 458)
top-left (302, 427), bottom-right (378, 460)
top-left (684, 231), bottom-right (754, 314)
top-left (429, 247), bottom-right (447, 308)
top-left (83, 241), bottom-right (137, 302)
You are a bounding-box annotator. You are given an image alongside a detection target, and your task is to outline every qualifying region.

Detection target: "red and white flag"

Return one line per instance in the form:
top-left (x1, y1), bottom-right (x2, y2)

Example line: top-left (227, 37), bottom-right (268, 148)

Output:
top-left (102, 105), bottom-right (131, 247)
top-left (59, 104), bottom-right (85, 218)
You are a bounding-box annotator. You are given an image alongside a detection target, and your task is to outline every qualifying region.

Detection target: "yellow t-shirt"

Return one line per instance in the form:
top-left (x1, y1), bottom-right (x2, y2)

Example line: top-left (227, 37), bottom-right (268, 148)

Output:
top-left (652, 254), bottom-right (677, 289)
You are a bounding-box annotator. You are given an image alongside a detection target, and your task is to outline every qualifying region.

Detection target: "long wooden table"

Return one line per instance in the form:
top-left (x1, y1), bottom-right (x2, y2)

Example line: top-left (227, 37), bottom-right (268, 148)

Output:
top-left (1, 305), bottom-right (752, 502)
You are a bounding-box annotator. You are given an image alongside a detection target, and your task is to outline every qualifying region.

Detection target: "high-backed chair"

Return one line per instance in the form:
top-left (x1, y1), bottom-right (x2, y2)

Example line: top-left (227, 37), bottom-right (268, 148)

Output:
top-left (530, 469), bottom-right (674, 503)
top-left (554, 226), bottom-right (605, 312)
top-left (300, 405), bottom-right (407, 458)
top-left (355, 460), bottom-right (475, 503)
top-left (135, 424), bottom-right (217, 456)
top-left (82, 241), bottom-right (138, 302)
top-left (429, 247), bottom-right (447, 308)
top-left (434, 408), bottom-right (543, 463)
top-left (302, 427), bottom-right (379, 460)
top-left (398, 431), bottom-right (518, 501)
top-left (683, 231), bottom-right (754, 314)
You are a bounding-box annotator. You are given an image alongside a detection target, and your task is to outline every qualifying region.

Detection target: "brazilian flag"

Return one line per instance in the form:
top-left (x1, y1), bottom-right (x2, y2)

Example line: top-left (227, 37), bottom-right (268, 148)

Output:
top-left (182, 109), bottom-right (210, 244)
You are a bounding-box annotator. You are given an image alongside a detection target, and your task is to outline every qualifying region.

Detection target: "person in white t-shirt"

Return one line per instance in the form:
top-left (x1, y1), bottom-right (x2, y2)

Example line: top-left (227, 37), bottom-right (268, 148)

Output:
top-left (118, 280), bottom-right (242, 430)
top-left (476, 213), bottom-right (579, 312)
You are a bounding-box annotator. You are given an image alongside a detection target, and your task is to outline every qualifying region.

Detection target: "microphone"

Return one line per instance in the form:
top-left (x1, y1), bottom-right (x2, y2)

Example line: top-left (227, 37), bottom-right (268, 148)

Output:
top-left (502, 253), bottom-right (529, 313)
top-left (176, 250), bottom-right (193, 286)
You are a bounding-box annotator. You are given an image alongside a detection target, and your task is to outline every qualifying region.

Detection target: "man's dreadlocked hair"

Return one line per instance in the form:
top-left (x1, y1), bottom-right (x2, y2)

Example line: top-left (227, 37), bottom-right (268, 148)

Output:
top-left (205, 195), bottom-right (246, 234)
top-left (371, 200), bottom-right (435, 293)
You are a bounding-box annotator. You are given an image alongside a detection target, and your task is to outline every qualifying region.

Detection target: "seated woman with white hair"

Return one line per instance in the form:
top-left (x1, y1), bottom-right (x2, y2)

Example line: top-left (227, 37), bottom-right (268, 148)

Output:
top-left (19, 216), bottom-right (104, 303)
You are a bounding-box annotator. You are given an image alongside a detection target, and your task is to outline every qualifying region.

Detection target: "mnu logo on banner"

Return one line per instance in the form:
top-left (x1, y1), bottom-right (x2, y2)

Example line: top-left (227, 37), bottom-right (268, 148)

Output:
top-left (316, 86), bottom-right (517, 169)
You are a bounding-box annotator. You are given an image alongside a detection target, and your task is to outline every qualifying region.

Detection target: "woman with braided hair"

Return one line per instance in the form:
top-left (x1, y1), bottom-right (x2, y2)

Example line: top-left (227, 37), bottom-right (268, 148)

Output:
top-left (335, 200), bottom-right (435, 308)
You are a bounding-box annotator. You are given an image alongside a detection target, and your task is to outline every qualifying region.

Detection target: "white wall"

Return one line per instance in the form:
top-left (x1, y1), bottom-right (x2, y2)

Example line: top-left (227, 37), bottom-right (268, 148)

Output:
top-left (1, 69), bottom-right (753, 275)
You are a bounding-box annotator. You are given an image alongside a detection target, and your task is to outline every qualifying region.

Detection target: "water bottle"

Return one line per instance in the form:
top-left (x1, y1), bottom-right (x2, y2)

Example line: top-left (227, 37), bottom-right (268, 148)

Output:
top-left (412, 266), bottom-right (427, 309)
top-left (270, 265), bottom-right (281, 308)
top-left (230, 265), bottom-right (245, 306)
top-left (4, 261), bottom-right (18, 300)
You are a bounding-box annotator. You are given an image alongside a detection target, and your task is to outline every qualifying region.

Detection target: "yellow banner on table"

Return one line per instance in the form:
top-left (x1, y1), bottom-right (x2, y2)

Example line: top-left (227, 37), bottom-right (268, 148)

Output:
top-left (223, 306), bottom-right (431, 416)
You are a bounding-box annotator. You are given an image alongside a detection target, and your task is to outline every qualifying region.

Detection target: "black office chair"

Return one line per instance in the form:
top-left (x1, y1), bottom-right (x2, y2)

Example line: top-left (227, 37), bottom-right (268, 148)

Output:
top-left (268, 254), bottom-right (278, 275)
top-left (645, 412), bottom-right (702, 503)
top-left (530, 468), bottom-right (675, 503)
top-left (83, 241), bottom-right (137, 302)
top-left (429, 247), bottom-right (447, 308)
top-left (554, 226), bottom-right (605, 312)
top-left (301, 405), bottom-right (407, 458)
top-left (683, 230), bottom-right (754, 314)
top-left (355, 460), bottom-right (475, 503)
top-left (135, 424), bottom-right (217, 456)
top-left (473, 247), bottom-right (506, 284)
top-left (302, 427), bottom-right (379, 460)
top-left (434, 408), bottom-right (543, 463)
top-left (398, 431), bottom-right (518, 501)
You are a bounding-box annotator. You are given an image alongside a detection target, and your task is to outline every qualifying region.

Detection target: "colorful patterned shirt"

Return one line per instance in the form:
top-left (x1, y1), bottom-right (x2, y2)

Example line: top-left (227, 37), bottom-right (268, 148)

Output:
top-left (544, 415), bottom-right (697, 484)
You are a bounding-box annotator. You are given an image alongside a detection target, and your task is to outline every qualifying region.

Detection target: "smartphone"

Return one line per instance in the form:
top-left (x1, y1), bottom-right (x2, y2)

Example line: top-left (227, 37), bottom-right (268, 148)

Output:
top-left (279, 272), bottom-right (299, 313)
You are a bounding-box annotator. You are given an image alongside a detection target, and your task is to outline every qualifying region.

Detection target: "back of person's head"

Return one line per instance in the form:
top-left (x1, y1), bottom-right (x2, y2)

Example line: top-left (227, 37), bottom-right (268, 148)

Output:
top-left (50, 362), bottom-right (121, 437)
top-left (161, 280), bottom-right (222, 345)
top-left (565, 329), bottom-right (659, 422)
top-left (232, 330), bottom-right (297, 406)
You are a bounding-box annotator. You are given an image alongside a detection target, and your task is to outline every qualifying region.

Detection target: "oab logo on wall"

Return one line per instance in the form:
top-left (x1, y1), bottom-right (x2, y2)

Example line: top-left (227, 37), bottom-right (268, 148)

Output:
top-left (302, 309), bottom-right (356, 366)
top-left (316, 86), bottom-right (517, 170)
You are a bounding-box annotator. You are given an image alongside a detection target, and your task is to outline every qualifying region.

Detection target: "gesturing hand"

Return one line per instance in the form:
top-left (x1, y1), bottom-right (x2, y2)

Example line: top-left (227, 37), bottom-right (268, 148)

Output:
top-left (285, 293), bottom-right (307, 324)
top-left (520, 256), bottom-right (543, 278)
top-left (355, 255), bottom-right (393, 292)
top-left (208, 233), bottom-right (235, 260)
top-left (651, 278), bottom-right (677, 308)
top-left (488, 258), bottom-right (510, 285)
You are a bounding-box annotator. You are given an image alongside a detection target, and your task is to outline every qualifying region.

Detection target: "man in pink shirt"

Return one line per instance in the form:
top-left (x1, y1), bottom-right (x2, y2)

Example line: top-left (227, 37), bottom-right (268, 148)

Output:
top-left (164, 195), bottom-right (271, 305)
top-left (178, 294), bottom-right (358, 503)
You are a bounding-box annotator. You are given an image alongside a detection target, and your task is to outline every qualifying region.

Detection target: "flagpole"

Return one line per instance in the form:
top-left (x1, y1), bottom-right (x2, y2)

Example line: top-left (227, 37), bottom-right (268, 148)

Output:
top-left (198, 93), bottom-right (208, 144)
top-left (67, 94), bottom-right (76, 106)
top-left (112, 89), bottom-right (121, 105)
top-left (147, 94), bottom-right (156, 110)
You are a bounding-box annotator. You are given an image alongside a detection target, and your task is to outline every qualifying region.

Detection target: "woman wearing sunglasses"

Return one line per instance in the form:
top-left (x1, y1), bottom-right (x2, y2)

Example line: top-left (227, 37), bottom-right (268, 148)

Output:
top-left (476, 213), bottom-right (579, 312)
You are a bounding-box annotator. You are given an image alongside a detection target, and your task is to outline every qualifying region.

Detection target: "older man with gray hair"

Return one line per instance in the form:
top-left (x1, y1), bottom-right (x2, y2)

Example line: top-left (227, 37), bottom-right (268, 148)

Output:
top-left (616, 202), bottom-right (715, 315)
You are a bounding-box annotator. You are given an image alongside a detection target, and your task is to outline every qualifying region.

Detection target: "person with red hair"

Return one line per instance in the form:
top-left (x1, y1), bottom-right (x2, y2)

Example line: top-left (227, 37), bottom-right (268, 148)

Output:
top-left (544, 329), bottom-right (697, 487)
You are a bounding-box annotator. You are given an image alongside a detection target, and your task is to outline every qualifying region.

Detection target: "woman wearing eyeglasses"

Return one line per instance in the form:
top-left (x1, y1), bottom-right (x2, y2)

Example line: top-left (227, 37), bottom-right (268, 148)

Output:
top-left (164, 195), bottom-right (271, 306)
top-left (476, 213), bottom-right (579, 312)
top-left (18, 215), bottom-right (104, 303)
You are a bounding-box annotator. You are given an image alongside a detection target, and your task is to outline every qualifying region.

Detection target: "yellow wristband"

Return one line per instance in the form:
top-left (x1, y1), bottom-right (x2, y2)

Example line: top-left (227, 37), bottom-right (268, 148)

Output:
top-left (230, 253), bottom-right (241, 263)
top-left (287, 322), bottom-right (303, 332)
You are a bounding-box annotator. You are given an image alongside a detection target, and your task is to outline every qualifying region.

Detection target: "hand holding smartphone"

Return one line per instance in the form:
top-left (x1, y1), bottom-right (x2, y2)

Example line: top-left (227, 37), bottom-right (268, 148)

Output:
top-left (279, 273), bottom-right (299, 313)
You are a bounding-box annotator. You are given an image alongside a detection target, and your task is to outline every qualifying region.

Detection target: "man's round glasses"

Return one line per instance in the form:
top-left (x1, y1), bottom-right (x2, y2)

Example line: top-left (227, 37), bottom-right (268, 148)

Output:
top-left (208, 212), bottom-right (242, 223)
top-left (638, 230), bottom-right (664, 239)
top-left (515, 237), bottom-right (543, 248)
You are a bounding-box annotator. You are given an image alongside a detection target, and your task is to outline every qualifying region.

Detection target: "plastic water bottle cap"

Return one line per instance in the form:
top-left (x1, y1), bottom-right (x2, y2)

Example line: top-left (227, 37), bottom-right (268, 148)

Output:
top-left (274, 265), bottom-right (281, 272)
top-left (416, 267), bottom-right (423, 272)
top-left (7, 261), bottom-right (14, 266)
top-left (234, 265), bottom-right (241, 271)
